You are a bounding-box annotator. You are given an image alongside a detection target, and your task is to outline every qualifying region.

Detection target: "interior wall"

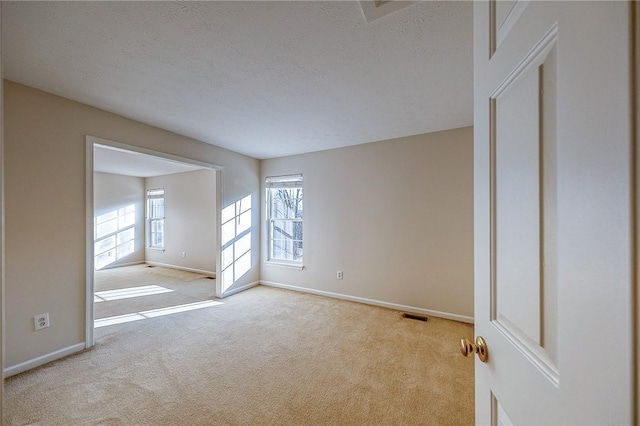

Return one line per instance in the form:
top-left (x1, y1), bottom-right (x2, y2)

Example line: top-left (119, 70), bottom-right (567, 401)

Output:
top-left (260, 127), bottom-right (474, 320)
top-left (0, 3), bottom-right (5, 410)
top-left (4, 80), bottom-right (260, 370)
top-left (145, 169), bottom-right (217, 274)
top-left (93, 172), bottom-right (145, 269)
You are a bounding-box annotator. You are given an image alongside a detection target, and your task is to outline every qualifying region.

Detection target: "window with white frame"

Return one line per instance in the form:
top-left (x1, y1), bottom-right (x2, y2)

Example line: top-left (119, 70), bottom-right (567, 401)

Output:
top-left (147, 188), bottom-right (165, 249)
top-left (266, 175), bottom-right (303, 264)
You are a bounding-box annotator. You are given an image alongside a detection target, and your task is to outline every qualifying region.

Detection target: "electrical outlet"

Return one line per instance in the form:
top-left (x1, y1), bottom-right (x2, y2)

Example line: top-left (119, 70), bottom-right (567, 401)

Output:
top-left (337, 271), bottom-right (343, 280)
top-left (34, 313), bottom-right (50, 331)
top-left (182, 251), bottom-right (187, 258)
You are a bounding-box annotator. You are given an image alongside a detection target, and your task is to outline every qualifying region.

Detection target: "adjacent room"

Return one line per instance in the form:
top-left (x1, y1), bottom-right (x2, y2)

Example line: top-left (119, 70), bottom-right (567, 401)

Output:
top-left (0, 1), bottom-right (636, 425)
top-left (92, 144), bottom-right (220, 331)
top-left (2, 2), bottom-right (475, 423)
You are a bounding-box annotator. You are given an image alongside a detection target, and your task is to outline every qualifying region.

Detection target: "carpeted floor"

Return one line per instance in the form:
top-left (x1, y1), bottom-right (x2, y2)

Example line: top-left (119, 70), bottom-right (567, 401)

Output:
top-left (5, 265), bottom-right (475, 425)
top-left (93, 265), bottom-right (217, 321)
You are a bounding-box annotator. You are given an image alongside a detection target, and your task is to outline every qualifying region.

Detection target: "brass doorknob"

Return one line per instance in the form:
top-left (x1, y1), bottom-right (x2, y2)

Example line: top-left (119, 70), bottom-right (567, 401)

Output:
top-left (460, 336), bottom-right (488, 363)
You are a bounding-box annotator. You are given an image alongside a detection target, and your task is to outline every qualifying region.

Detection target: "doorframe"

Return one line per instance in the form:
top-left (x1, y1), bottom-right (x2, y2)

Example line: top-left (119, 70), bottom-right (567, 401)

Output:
top-left (85, 135), bottom-right (224, 349)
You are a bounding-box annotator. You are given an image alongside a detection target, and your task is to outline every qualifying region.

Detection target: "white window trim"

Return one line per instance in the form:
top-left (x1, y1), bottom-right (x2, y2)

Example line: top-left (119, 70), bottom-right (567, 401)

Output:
top-left (265, 259), bottom-right (305, 270)
top-left (147, 188), bottom-right (165, 250)
top-left (266, 174), bottom-right (303, 266)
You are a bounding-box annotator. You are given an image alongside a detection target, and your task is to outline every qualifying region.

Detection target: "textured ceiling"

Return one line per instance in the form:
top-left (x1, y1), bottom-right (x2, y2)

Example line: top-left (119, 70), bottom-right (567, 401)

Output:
top-left (3, 1), bottom-right (472, 160)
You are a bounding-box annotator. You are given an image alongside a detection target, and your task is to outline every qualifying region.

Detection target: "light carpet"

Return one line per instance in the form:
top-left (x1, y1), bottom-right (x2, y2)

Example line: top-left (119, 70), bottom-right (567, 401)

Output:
top-left (5, 266), bottom-right (474, 425)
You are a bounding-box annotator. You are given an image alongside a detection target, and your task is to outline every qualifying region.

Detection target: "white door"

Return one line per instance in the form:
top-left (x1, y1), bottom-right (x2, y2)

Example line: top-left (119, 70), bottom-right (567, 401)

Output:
top-left (473, 1), bottom-right (634, 424)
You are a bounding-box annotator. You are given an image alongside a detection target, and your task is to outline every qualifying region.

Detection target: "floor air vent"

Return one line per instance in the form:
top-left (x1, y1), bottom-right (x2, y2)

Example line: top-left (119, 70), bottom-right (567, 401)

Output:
top-left (401, 313), bottom-right (428, 322)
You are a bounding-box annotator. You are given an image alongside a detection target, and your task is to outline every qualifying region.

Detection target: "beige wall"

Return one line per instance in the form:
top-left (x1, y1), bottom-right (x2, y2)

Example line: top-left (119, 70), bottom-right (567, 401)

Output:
top-left (145, 169), bottom-right (217, 274)
top-left (94, 170), bottom-right (216, 273)
top-left (4, 81), bottom-right (260, 369)
top-left (3, 79), bottom-right (472, 373)
top-left (0, 4), bottom-right (5, 409)
top-left (94, 172), bottom-right (146, 269)
top-left (261, 127), bottom-right (474, 320)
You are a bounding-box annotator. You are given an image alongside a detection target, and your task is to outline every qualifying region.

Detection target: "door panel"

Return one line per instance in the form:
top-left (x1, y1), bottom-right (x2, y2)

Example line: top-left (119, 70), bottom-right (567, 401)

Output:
top-left (474, 2), bottom-right (633, 424)
top-left (491, 29), bottom-right (558, 380)
top-left (491, 0), bottom-right (529, 54)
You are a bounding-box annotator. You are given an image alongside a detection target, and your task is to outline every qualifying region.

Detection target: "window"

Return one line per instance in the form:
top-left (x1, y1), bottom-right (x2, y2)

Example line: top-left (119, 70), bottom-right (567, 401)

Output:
top-left (147, 188), bottom-right (165, 249)
top-left (266, 175), bottom-right (303, 264)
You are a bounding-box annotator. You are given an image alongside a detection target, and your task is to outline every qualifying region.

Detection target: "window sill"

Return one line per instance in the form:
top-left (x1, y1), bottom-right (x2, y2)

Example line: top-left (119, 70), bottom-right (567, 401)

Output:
top-left (147, 247), bottom-right (165, 252)
top-left (265, 261), bottom-right (304, 271)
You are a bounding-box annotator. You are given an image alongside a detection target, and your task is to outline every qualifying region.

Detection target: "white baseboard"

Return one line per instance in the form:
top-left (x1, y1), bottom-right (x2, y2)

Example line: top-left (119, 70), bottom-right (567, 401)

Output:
top-left (4, 342), bottom-right (86, 378)
top-left (260, 281), bottom-right (474, 324)
top-left (145, 261), bottom-right (216, 277)
top-left (98, 260), bottom-right (145, 271)
top-left (222, 280), bottom-right (260, 297)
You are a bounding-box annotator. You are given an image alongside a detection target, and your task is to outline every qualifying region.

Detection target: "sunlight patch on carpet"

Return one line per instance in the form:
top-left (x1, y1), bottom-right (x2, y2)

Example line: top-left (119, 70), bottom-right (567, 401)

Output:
top-left (94, 285), bottom-right (174, 303)
top-left (95, 300), bottom-right (223, 328)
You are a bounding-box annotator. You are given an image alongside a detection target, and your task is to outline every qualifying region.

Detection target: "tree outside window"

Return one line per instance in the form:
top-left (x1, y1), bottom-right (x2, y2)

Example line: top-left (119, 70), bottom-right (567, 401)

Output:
top-left (266, 175), bottom-right (303, 263)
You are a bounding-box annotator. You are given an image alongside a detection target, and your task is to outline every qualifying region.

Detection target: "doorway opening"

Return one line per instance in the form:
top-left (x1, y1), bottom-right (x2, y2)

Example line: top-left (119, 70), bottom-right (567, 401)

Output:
top-left (85, 136), bottom-right (223, 348)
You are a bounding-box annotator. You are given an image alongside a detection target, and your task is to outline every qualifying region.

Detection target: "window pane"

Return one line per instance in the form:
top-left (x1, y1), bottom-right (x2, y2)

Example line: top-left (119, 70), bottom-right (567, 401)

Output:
top-left (151, 220), bottom-right (164, 235)
top-left (150, 218), bottom-right (164, 248)
top-left (150, 199), bottom-right (164, 219)
top-left (293, 240), bottom-right (303, 261)
top-left (272, 239), bottom-right (286, 260)
top-left (270, 188), bottom-right (303, 220)
top-left (151, 232), bottom-right (163, 247)
top-left (272, 238), bottom-right (295, 261)
top-left (284, 239), bottom-right (294, 260)
top-left (272, 220), bottom-right (294, 239)
top-left (293, 221), bottom-right (303, 241)
top-left (295, 196), bottom-right (303, 219)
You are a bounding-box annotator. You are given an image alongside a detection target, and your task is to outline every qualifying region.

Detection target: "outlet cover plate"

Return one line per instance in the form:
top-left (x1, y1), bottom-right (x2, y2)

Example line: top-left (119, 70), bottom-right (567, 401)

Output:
top-left (34, 313), bottom-right (50, 331)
